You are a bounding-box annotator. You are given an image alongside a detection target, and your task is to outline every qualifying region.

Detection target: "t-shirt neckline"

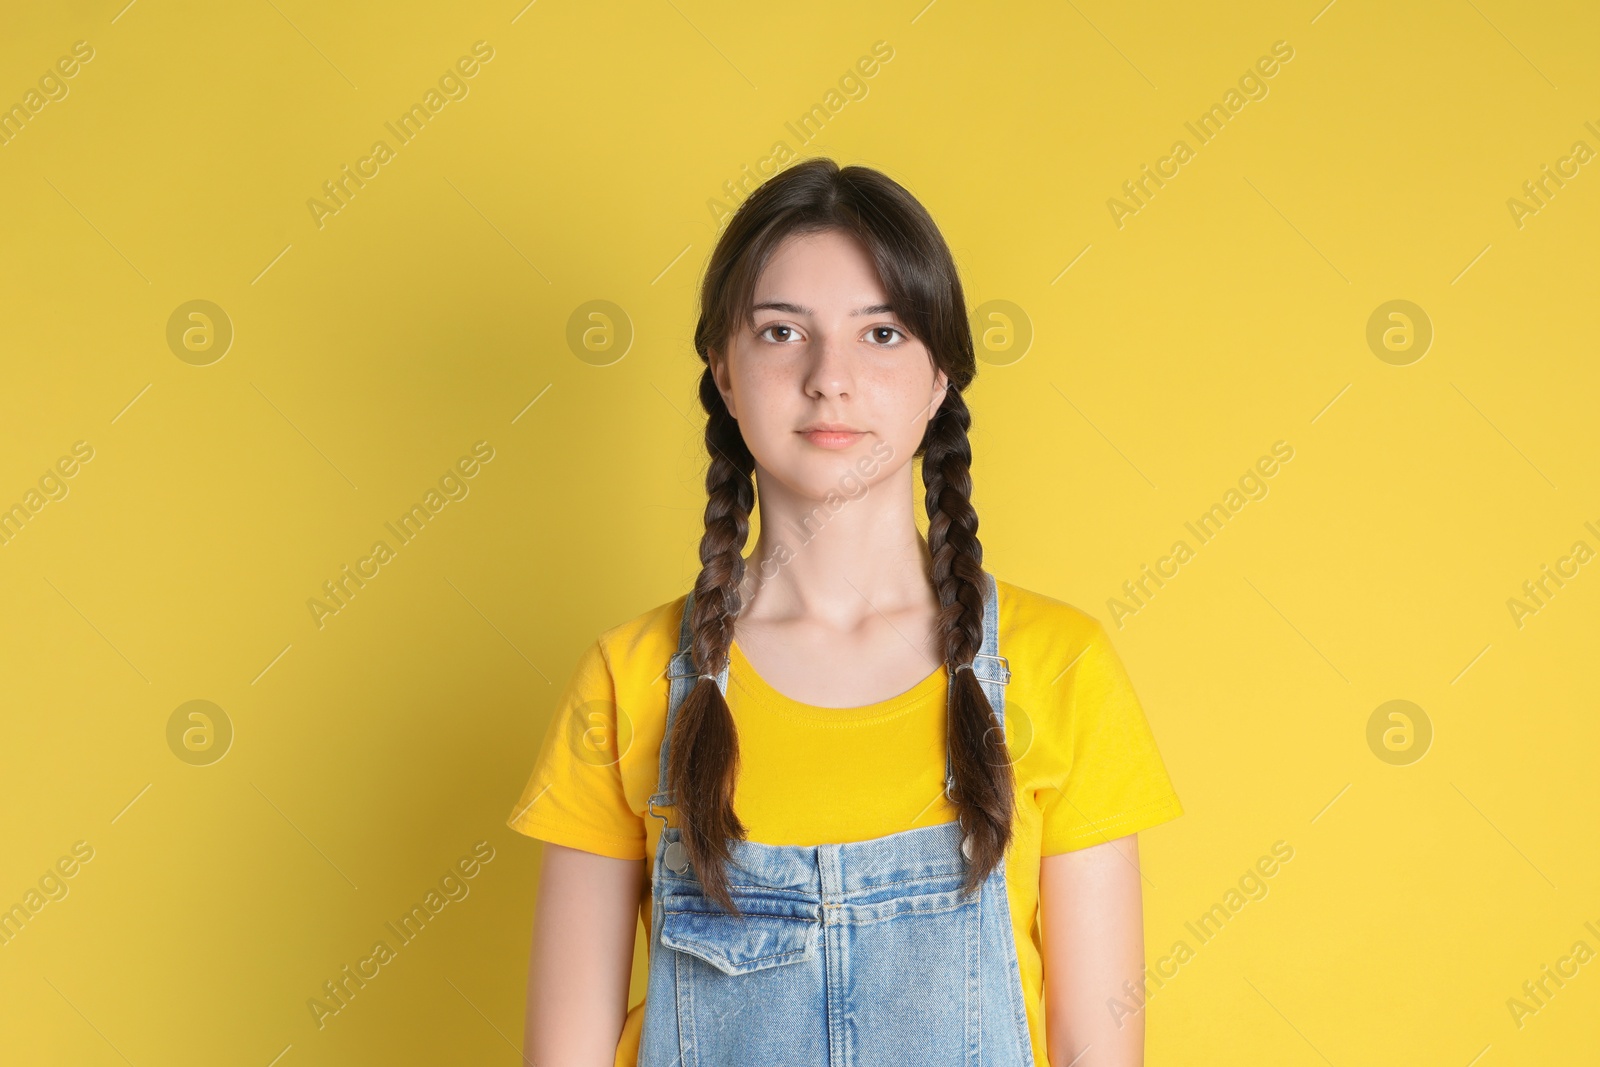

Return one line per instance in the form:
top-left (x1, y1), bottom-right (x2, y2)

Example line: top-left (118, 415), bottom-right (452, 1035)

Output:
top-left (727, 639), bottom-right (947, 725)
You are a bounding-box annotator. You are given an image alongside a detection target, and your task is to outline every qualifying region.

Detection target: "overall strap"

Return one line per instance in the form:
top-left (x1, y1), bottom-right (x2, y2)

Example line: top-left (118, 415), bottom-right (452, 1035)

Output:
top-left (646, 571), bottom-right (1010, 826)
top-left (647, 590), bottom-right (727, 822)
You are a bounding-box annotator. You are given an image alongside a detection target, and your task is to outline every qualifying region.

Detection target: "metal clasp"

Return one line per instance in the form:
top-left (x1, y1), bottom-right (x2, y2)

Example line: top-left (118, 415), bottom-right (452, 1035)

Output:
top-left (975, 652), bottom-right (1011, 683)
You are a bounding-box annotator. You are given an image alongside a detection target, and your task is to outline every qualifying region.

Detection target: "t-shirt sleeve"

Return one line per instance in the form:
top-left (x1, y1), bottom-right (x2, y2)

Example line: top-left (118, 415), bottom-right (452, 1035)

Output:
top-left (506, 639), bottom-right (647, 860)
top-left (1038, 620), bottom-right (1183, 854)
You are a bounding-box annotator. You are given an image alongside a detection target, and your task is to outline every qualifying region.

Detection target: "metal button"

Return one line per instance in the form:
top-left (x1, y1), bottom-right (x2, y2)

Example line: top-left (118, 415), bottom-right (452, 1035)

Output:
top-left (664, 841), bottom-right (690, 874)
top-left (961, 834), bottom-right (974, 862)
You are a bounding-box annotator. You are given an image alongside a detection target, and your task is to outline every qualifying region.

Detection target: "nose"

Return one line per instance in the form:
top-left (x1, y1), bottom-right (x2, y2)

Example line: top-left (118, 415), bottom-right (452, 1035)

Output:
top-left (802, 331), bottom-right (855, 400)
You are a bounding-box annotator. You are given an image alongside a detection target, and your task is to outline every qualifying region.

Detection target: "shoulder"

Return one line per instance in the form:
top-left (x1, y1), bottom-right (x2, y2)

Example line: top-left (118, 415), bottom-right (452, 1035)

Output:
top-left (992, 574), bottom-right (1134, 698)
top-left (594, 590), bottom-right (688, 655)
top-left (994, 575), bottom-right (1104, 654)
top-left (583, 590), bottom-right (690, 700)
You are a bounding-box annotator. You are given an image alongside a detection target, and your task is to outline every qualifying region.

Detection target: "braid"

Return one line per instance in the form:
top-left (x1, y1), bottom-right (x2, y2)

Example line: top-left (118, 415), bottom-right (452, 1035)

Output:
top-left (665, 367), bottom-right (757, 917)
top-left (923, 386), bottom-right (1016, 896)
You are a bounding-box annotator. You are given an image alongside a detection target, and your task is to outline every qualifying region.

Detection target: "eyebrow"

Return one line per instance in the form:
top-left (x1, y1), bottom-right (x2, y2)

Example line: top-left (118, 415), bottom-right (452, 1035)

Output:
top-left (751, 301), bottom-right (896, 317)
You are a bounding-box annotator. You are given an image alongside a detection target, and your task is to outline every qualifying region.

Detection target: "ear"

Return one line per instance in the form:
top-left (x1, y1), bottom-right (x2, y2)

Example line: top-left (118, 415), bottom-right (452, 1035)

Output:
top-left (709, 346), bottom-right (737, 419)
top-left (929, 366), bottom-right (949, 414)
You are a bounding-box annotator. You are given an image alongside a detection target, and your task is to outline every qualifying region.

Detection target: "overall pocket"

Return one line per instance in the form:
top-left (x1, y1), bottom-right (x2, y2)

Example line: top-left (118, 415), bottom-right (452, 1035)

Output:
top-left (657, 894), bottom-right (831, 1066)
top-left (658, 900), bottom-right (819, 975)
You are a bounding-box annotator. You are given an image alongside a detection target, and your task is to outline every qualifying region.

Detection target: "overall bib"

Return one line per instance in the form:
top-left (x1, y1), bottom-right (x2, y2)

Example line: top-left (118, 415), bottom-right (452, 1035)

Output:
top-left (638, 571), bottom-right (1037, 1067)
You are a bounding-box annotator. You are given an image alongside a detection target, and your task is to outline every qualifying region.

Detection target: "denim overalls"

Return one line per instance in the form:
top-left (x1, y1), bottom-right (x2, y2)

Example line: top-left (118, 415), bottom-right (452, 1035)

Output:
top-left (639, 571), bottom-right (1037, 1067)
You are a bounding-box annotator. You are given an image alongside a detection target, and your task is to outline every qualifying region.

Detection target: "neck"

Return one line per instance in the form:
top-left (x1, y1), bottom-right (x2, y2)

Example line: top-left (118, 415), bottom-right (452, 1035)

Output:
top-left (734, 459), bottom-right (939, 628)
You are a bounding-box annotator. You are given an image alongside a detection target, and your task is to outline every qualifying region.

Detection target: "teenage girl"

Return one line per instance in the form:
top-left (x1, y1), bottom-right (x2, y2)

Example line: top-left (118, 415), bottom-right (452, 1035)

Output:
top-left (510, 158), bottom-right (1183, 1066)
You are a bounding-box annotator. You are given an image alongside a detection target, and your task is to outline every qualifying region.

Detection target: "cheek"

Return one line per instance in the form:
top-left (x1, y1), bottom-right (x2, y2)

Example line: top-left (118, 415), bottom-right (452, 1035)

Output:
top-left (727, 368), bottom-right (796, 450)
top-left (861, 377), bottom-right (937, 462)
top-left (730, 362), bottom-right (790, 416)
top-left (866, 363), bottom-right (938, 419)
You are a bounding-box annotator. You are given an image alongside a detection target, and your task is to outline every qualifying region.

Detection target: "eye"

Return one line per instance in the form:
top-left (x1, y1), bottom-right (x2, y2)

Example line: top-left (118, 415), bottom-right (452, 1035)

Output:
top-left (757, 323), bottom-right (801, 343)
top-left (867, 325), bottom-right (908, 346)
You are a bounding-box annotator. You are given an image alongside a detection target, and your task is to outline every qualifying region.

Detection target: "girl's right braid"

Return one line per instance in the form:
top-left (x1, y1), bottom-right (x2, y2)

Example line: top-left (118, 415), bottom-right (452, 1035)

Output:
top-left (663, 367), bottom-right (758, 917)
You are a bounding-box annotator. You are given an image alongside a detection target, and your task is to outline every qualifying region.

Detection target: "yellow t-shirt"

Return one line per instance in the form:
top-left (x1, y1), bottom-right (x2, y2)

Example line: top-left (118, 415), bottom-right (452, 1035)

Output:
top-left (507, 576), bottom-right (1183, 1067)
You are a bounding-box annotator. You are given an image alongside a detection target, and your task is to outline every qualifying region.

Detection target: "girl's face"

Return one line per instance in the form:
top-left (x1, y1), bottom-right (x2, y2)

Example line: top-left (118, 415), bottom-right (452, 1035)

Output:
top-left (709, 229), bottom-right (949, 500)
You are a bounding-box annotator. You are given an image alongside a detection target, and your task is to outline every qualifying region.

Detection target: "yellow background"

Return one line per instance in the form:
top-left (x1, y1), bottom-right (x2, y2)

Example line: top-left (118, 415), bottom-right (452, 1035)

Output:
top-left (3, 0), bottom-right (1597, 1064)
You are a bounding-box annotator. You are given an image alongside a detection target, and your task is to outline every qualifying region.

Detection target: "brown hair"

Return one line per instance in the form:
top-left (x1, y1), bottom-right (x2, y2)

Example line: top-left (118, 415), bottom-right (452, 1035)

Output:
top-left (669, 157), bottom-right (1014, 915)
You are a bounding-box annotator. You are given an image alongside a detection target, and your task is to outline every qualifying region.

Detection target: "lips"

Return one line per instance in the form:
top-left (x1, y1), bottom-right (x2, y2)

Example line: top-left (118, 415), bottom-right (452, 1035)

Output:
top-left (798, 428), bottom-right (866, 450)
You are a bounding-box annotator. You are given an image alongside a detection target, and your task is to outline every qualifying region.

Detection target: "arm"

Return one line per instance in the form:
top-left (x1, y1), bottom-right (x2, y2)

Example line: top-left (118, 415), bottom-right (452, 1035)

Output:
top-left (1040, 833), bottom-right (1146, 1067)
top-left (525, 842), bottom-right (646, 1067)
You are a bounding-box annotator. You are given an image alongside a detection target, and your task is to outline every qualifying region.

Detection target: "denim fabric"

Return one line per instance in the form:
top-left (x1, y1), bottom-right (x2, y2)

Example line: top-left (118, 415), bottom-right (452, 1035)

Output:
top-left (639, 572), bottom-right (1036, 1067)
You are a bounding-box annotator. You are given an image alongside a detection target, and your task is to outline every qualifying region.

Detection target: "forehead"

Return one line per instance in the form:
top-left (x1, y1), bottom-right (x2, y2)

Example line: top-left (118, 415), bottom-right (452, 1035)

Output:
top-left (751, 230), bottom-right (891, 313)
